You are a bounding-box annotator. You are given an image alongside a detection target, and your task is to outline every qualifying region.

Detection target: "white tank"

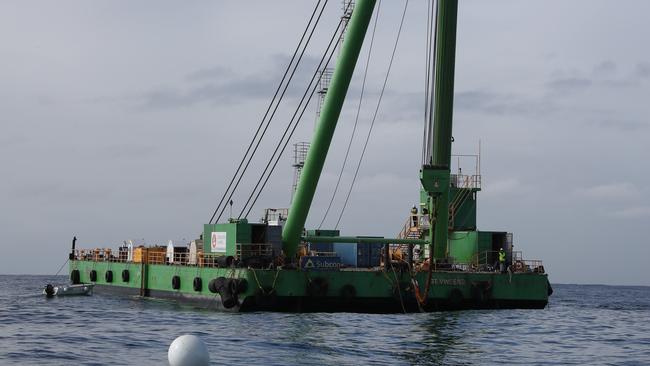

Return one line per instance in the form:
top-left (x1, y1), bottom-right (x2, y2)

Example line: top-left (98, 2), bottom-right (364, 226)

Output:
top-left (188, 241), bottom-right (197, 265)
top-left (127, 240), bottom-right (134, 262)
top-left (166, 240), bottom-right (174, 264)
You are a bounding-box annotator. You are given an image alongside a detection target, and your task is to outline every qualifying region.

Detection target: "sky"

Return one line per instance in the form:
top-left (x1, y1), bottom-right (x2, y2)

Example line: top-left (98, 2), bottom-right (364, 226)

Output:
top-left (1, 0), bottom-right (649, 286)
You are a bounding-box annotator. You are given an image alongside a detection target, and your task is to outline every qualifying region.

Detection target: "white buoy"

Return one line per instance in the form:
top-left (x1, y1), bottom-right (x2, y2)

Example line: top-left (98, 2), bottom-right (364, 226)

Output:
top-left (168, 334), bottom-right (209, 366)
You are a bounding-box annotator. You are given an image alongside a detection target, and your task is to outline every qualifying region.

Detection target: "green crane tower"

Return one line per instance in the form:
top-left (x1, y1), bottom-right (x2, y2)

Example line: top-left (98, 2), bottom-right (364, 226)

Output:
top-left (421, 0), bottom-right (459, 259)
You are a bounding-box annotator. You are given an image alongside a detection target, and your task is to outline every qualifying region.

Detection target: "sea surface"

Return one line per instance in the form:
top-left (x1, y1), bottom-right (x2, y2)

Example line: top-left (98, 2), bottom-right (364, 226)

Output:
top-left (0, 275), bottom-right (648, 366)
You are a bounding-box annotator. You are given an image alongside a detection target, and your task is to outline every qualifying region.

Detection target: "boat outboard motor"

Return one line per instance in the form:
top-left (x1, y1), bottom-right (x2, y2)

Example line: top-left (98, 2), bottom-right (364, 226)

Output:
top-left (44, 284), bottom-right (55, 297)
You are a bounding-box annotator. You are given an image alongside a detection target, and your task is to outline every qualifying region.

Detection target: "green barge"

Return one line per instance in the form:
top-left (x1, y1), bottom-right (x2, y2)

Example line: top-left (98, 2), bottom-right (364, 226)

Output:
top-left (67, 0), bottom-right (551, 312)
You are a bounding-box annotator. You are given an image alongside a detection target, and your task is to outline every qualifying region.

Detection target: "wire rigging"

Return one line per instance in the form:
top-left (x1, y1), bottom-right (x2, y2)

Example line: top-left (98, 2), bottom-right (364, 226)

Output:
top-left (318, 1), bottom-right (382, 229)
top-left (208, 0), bottom-right (328, 224)
top-left (334, 0), bottom-right (410, 229)
top-left (237, 2), bottom-right (355, 219)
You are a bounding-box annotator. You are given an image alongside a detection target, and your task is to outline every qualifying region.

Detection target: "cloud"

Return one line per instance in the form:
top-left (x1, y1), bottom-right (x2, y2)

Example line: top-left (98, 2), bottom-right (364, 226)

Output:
top-left (550, 62), bottom-right (650, 92)
top-left (138, 79), bottom-right (275, 110)
top-left (546, 77), bottom-right (592, 93)
top-left (455, 90), bottom-right (497, 111)
top-left (576, 182), bottom-right (641, 200)
top-left (137, 54), bottom-right (323, 110)
top-left (454, 89), bottom-right (554, 117)
top-left (610, 206), bottom-right (650, 218)
top-left (0, 135), bottom-right (29, 149)
top-left (185, 66), bottom-right (232, 82)
top-left (635, 62), bottom-right (650, 78)
top-left (481, 178), bottom-right (529, 198)
top-left (593, 60), bottom-right (617, 76)
top-left (587, 119), bottom-right (647, 131)
top-left (98, 144), bottom-right (158, 159)
top-left (11, 182), bottom-right (114, 202)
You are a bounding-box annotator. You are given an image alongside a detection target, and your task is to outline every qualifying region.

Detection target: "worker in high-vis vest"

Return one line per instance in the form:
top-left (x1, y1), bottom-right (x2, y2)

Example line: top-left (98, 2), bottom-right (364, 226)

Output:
top-left (410, 206), bottom-right (418, 228)
top-left (498, 248), bottom-right (506, 273)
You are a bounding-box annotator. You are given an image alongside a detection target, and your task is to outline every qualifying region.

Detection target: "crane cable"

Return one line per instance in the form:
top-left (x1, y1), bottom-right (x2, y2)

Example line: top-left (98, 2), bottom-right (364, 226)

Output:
top-left (211, 0), bottom-right (328, 224)
top-left (334, 0), bottom-right (410, 229)
top-left (238, 2), bottom-right (354, 219)
top-left (318, 0), bottom-right (382, 229)
top-left (208, 0), bottom-right (328, 224)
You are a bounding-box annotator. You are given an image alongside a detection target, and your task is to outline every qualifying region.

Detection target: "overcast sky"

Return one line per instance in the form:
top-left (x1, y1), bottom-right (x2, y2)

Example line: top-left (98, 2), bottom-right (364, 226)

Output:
top-left (1, 0), bottom-right (649, 285)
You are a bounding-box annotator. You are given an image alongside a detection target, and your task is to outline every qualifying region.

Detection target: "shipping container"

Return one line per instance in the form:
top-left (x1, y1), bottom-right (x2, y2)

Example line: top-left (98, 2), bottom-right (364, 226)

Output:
top-left (333, 243), bottom-right (357, 267)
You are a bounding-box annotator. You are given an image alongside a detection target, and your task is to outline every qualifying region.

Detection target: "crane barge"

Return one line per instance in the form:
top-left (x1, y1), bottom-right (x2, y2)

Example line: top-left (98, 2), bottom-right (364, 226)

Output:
top-left (67, 0), bottom-right (551, 312)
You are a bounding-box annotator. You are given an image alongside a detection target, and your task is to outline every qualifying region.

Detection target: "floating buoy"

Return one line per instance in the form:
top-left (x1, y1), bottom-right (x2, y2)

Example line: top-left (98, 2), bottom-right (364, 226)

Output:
top-left (168, 334), bottom-right (209, 366)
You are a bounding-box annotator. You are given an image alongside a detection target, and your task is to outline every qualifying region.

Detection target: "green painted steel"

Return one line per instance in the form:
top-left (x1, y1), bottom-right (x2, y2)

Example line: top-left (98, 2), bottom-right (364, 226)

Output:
top-left (478, 231), bottom-right (493, 254)
top-left (302, 236), bottom-right (427, 245)
top-left (448, 231), bottom-right (478, 263)
top-left (70, 260), bottom-right (549, 307)
top-left (449, 187), bottom-right (478, 230)
top-left (70, 260), bottom-right (144, 289)
top-left (204, 221), bottom-right (251, 256)
top-left (428, 0), bottom-right (459, 259)
top-left (431, 0), bottom-right (459, 168)
top-left (305, 229), bottom-right (340, 237)
top-left (282, 0), bottom-right (377, 258)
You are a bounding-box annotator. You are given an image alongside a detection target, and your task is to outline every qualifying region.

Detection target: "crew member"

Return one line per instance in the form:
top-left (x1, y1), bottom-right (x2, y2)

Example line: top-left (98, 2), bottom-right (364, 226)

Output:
top-left (498, 248), bottom-right (506, 273)
top-left (410, 206), bottom-right (418, 227)
top-left (70, 236), bottom-right (77, 260)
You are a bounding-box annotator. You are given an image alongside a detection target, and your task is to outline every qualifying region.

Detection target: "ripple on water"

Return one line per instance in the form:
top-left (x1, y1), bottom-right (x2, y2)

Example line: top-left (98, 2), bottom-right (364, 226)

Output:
top-left (0, 277), bottom-right (649, 365)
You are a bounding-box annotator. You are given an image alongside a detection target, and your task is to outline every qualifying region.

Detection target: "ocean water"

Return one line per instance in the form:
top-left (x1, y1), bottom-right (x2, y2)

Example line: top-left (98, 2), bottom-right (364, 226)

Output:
top-left (0, 276), bottom-right (648, 366)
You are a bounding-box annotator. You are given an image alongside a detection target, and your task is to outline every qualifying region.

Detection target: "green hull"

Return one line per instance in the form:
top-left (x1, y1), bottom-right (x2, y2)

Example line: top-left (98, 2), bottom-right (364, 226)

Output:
top-left (69, 260), bottom-right (549, 313)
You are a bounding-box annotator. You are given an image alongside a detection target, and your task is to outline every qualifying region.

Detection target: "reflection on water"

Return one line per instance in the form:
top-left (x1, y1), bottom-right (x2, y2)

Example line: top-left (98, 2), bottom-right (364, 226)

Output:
top-left (0, 276), bottom-right (649, 365)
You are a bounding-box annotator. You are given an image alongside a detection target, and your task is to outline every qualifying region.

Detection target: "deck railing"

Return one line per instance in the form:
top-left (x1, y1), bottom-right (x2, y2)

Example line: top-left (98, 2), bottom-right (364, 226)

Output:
top-left (469, 250), bottom-right (545, 273)
top-left (73, 247), bottom-right (544, 273)
top-left (73, 248), bottom-right (238, 268)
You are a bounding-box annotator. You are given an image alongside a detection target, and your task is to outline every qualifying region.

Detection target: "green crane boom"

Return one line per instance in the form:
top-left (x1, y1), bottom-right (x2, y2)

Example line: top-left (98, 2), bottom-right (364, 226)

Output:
top-left (282, 0), bottom-right (377, 258)
top-left (421, 0), bottom-right (459, 259)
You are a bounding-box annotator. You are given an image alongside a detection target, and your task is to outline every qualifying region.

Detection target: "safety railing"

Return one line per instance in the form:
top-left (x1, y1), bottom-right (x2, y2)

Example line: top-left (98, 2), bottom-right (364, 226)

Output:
top-left (450, 174), bottom-right (481, 189)
top-left (235, 243), bottom-right (272, 259)
top-left (396, 213), bottom-right (429, 240)
top-left (410, 250), bottom-right (545, 274)
top-left (73, 246), bottom-right (545, 274)
top-left (468, 250), bottom-right (544, 273)
top-left (72, 246), bottom-right (271, 269)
